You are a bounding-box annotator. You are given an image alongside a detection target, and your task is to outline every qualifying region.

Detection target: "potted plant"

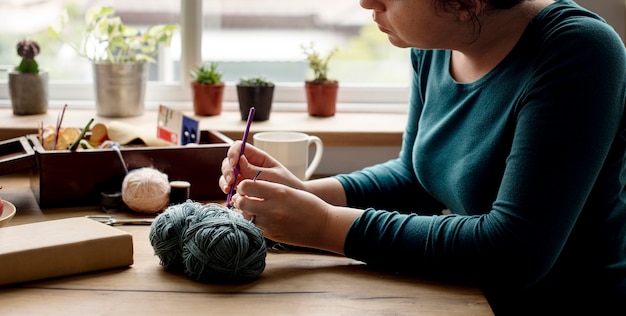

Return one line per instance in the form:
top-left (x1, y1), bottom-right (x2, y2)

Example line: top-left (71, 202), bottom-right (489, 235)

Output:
top-left (302, 42), bottom-right (339, 117)
top-left (189, 62), bottom-right (224, 116)
top-left (236, 77), bottom-right (275, 121)
top-left (48, 6), bottom-right (177, 117)
top-left (8, 40), bottom-right (48, 115)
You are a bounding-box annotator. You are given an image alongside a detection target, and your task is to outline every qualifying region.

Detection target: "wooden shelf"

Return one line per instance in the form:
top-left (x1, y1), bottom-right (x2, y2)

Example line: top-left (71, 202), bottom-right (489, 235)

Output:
top-left (0, 109), bottom-right (406, 147)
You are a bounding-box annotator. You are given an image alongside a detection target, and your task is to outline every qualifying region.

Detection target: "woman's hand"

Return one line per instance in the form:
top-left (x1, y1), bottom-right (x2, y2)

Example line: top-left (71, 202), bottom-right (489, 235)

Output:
top-left (219, 140), bottom-right (304, 194)
top-left (232, 179), bottom-right (363, 254)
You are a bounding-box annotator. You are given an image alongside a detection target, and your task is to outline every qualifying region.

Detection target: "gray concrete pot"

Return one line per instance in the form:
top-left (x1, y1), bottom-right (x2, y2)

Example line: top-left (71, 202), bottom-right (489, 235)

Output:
top-left (8, 70), bottom-right (48, 115)
top-left (93, 62), bottom-right (148, 117)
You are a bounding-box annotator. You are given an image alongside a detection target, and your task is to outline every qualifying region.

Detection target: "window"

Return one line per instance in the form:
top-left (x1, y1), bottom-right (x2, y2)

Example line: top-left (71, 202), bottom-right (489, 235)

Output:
top-left (0, 0), bottom-right (410, 112)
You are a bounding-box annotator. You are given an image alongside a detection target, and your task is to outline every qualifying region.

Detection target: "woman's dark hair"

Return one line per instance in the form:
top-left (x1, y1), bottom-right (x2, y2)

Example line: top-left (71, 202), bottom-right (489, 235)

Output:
top-left (491, 0), bottom-right (525, 9)
top-left (434, 0), bottom-right (525, 38)
top-left (434, 0), bottom-right (524, 17)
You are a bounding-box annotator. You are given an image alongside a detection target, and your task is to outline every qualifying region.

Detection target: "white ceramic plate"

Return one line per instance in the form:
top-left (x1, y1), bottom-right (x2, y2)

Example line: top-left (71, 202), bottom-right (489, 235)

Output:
top-left (0, 200), bottom-right (16, 227)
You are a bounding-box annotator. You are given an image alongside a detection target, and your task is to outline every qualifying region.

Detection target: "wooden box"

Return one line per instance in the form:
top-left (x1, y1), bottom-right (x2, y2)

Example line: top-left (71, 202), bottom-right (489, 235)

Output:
top-left (0, 131), bottom-right (232, 208)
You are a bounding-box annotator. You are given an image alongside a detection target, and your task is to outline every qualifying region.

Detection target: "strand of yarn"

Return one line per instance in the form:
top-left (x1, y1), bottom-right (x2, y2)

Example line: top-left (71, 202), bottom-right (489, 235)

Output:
top-left (149, 201), bottom-right (266, 283)
top-left (122, 167), bottom-right (170, 214)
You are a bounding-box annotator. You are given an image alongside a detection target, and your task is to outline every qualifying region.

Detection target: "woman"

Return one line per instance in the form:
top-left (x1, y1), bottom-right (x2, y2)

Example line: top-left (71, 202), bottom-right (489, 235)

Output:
top-left (220, 0), bottom-right (626, 313)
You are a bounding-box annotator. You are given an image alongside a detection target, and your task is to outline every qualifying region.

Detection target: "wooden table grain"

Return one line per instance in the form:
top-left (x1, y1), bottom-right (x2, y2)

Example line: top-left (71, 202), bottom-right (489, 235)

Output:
top-left (0, 173), bottom-right (493, 315)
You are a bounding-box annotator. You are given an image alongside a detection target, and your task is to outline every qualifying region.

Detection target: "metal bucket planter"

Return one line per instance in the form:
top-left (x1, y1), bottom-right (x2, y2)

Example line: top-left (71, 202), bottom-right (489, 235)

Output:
top-left (8, 70), bottom-right (48, 115)
top-left (93, 63), bottom-right (148, 117)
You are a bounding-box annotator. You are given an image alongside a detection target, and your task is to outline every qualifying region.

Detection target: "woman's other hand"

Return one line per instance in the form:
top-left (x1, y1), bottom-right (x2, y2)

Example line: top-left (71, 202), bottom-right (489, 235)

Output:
top-left (232, 179), bottom-right (363, 254)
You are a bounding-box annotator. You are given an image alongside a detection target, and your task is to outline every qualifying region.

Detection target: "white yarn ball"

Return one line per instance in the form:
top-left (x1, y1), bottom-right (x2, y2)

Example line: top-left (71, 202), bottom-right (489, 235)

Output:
top-left (122, 167), bottom-right (170, 214)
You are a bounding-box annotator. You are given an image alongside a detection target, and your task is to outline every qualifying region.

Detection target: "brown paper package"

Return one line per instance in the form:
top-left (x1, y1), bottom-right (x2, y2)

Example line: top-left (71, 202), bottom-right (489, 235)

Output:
top-left (0, 217), bottom-right (134, 286)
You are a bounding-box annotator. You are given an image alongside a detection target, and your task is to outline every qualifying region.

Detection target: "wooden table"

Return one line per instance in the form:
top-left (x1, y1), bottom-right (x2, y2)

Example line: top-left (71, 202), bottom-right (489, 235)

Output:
top-left (0, 173), bottom-right (493, 315)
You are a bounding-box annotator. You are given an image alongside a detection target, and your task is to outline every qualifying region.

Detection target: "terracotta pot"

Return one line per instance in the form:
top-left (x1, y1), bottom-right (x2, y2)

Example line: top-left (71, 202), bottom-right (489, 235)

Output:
top-left (8, 70), bottom-right (48, 115)
top-left (191, 81), bottom-right (225, 116)
top-left (305, 81), bottom-right (338, 117)
top-left (236, 84), bottom-right (275, 121)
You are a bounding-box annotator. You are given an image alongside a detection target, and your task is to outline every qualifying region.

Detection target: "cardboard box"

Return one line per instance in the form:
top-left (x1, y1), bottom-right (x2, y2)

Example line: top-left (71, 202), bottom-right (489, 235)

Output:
top-left (157, 105), bottom-right (200, 145)
top-left (0, 217), bottom-right (133, 286)
top-left (0, 130), bottom-right (232, 208)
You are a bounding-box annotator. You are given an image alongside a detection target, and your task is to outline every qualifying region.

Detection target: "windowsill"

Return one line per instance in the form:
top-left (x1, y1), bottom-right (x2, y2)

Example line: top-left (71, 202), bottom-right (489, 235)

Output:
top-left (0, 105), bottom-right (407, 147)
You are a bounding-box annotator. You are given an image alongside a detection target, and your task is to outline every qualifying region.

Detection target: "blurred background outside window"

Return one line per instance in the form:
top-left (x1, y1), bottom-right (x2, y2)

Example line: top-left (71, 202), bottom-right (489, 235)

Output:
top-left (0, 0), bottom-right (413, 110)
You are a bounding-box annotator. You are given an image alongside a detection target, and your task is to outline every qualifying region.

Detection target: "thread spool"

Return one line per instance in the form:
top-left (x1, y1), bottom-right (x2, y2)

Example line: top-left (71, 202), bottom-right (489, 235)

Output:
top-left (100, 191), bottom-right (122, 213)
top-left (169, 180), bottom-right (191, 205)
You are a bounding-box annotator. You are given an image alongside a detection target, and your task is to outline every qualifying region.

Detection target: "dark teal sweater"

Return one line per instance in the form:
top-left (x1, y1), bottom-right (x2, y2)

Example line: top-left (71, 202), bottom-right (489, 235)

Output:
top-left (336, 1), bottom-right (626, 313)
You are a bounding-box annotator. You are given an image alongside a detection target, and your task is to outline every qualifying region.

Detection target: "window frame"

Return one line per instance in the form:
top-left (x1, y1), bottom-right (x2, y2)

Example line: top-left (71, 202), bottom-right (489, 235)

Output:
top-left (0, 0), bottom-right (410, 113)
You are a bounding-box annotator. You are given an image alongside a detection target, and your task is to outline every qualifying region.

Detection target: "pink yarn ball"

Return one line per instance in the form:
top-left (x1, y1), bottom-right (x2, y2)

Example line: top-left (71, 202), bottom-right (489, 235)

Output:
top-left (122, 167), bottom-right (170, 214)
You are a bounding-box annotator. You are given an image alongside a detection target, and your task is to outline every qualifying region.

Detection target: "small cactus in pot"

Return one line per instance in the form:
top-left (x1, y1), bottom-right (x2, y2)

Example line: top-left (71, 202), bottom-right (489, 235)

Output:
top-left (9, 39), bottom-right (48, 115)
top-left (16, 40), bottom-right (41, 74)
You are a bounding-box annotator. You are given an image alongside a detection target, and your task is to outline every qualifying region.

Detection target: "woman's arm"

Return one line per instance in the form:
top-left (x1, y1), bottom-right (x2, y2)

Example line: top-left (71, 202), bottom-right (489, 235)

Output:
top-left (303, 177), bottom-right (347, 206)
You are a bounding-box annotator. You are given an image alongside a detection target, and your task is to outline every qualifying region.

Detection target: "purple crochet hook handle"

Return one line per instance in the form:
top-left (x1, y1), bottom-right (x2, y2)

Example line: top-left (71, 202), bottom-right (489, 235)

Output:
top-left (226, 107), bottom-right (255, 208)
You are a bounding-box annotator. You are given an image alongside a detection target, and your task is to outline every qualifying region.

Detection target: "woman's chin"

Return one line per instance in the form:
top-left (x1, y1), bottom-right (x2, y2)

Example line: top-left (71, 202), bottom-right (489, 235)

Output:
top-left (386, 36), bottom-right (410, 48)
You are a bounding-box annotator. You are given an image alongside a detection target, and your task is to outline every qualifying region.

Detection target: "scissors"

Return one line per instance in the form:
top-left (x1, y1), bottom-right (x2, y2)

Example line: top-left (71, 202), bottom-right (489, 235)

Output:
top-left (85, 215), bottom-right (154, 226)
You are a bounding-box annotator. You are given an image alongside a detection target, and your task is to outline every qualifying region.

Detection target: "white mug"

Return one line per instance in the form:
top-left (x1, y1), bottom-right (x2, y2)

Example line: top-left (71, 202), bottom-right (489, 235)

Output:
top-left (253, 131), bottom-right (323, 180)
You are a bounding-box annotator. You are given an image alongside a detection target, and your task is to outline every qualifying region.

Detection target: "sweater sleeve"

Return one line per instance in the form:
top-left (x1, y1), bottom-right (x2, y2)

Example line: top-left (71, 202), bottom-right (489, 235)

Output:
top-left (342, 7), bottom-right (626, 292)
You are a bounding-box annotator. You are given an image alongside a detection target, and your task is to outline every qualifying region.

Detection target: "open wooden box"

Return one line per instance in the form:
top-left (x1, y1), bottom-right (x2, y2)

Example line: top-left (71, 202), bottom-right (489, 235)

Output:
top-left (0, 131), bottom-right (232, 208)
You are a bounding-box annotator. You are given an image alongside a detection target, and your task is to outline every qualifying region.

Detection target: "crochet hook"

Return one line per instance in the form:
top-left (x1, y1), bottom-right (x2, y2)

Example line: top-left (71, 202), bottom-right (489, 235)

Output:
top-left (226, 107), bottom-right (255, 208)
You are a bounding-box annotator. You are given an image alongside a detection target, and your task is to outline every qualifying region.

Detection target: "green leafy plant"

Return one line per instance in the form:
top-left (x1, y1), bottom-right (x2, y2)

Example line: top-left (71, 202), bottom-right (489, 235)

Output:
top-left (301, 42), bottom-right (338, 84)
top-left (238, 76), bottom-right (274, 86)
top-left (48, 6), bottom-right (177, 63)
top-left (16, 40), bottom-right (40, 73)
top-left (190, 63), bottom-right (223, 85)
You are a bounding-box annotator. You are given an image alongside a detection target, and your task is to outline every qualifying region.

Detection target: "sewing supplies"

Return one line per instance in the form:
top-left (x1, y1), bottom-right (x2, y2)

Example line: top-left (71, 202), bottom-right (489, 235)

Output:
top-left (51, 104), bottom-right (67, 150)
top-left (226, 107), bottom-right (255, 208)
top-left (111, 143), bottom-right (129, 174)
top-left (169, 180), bottom-right (191, 205)
top-left (122, 167), bottom-right (171, 214)
top-left (69, 117), bottom-right (94, 151)
top-left (100, 191), bottom-right (123, 212)
top-left (253, 169), bottom-right (262, 181)
top-left (78, 139), bottom-right (93, 149)
top-left (85, 215), bottom-right (154, 226)
top-left (37, 107), bottom-right (93, 151)
top-left (149, 200), bottom-right (266, 283)
top-left (245, 170), bottom-right (263, 224)
top-left (97, 143), bottom-right (127, 212)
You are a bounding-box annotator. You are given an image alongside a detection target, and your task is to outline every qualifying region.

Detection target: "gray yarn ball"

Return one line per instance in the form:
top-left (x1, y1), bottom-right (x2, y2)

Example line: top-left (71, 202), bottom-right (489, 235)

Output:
top-left (149, 200), bottom-right (202, 271)
top-left (149, 201), bottom-right (266, 283)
